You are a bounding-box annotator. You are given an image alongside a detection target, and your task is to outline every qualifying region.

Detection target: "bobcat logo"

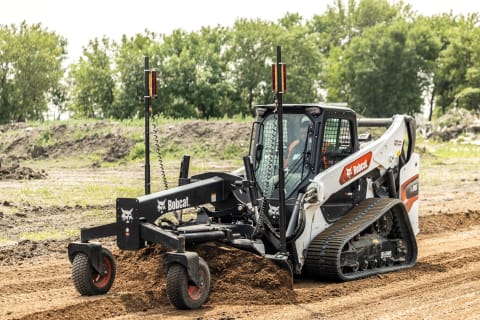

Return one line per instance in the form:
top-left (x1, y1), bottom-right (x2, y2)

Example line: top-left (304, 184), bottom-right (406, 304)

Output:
top-left (120, 208), bottom-right (134, 223)
top-left (268, 204), bottom-right (280, 219)
top-left (157, 199), bottom-right (167, 213)
top-left (346, 167), bottom-right (353, 179)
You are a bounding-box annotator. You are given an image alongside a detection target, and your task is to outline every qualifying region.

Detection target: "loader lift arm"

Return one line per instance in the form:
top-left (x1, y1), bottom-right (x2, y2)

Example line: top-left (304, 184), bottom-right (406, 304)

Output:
top-left (309, 115), bottom-right (416, 204)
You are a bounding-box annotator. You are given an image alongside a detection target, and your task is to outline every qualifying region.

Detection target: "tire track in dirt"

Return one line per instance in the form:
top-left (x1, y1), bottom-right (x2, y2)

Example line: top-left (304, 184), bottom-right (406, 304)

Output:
top-left (418, 227), bottom-right (480, 257)
top-left (294, 245), bottom-right (480, 291)
top-left (0, 260), bottom-right (70, 292)
top-left (0, 263), bottom-right (169, 320)
top-left (4, 223), bottom-right (480, 320)
top-left (0, 260), bottom-right (72, 319)
top-left (321, 268), bottom-right (480, 320)
top-left (0, 209), bottom-right (478, 319)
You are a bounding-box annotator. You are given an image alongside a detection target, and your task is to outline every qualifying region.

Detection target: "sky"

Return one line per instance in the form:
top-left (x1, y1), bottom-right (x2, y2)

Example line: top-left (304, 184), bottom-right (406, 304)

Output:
top-left (1, 0), bottom-right (479, 63)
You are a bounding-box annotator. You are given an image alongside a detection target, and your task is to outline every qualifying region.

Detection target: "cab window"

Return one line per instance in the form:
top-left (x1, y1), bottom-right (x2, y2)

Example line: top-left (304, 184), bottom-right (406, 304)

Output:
top-left (321, 118), bottom-right (353, 169)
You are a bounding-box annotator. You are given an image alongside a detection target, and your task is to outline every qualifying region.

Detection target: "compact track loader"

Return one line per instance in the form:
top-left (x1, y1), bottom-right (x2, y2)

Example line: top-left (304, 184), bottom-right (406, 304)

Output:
top-left (67, 50), bottom-right (419, 310)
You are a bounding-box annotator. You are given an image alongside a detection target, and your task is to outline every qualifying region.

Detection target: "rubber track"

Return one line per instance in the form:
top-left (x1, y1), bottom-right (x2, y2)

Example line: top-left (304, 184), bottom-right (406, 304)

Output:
top-left (304, 198), bottom-right (417, 281)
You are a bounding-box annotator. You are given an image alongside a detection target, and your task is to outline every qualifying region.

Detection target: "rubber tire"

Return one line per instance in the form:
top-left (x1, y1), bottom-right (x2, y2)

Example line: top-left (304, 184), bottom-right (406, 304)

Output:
top-left (71, 247), bottom-right (116, 296)
top-left (166, 257), bottom-right (210, 310)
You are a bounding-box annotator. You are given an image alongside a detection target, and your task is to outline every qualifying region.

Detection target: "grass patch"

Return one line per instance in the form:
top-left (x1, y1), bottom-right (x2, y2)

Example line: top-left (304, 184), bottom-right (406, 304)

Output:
top-left (86, 208), bottom-right (116, 224)
top-left (75, 184), bottom-right (142, 206)
top-left (420, 142), bottom-right (480, 168)
top-left (14, 176), bottom-right (143, 207)
top-left (36, 129), bottom-right (54, 146)
top-left (0, 237), bottom-right (16, 246)
top-left (220, 142), bottom-right (248, 160)
top-left (22, 187), bottom-right (54, 201)
top-left (418, 140), bottom-right (480, 188)
top-left (21, 229), bottom-right (78, 241)
top-left (73, 131), bottom-right (86, 141)
top-left (430, 143), bottom-right (480, 159)
top-left (129, 143), bottom-right (145, 160)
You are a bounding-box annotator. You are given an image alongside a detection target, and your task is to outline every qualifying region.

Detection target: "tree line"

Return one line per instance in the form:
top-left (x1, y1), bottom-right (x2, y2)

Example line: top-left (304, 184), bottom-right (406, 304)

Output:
top-left (0, 0), bottom-right (479, 123)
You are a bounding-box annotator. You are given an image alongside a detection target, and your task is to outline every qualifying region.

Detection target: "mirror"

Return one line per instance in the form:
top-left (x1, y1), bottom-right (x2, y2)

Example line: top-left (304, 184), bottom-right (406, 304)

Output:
top-left (254, 144), bottom-right (263, 169)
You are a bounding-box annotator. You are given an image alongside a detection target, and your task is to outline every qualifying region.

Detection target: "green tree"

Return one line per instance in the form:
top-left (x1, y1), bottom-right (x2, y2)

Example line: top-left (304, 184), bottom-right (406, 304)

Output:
top-left (433, 14), bottom-right (480, 113)
top-left (407, 15), bottom-right (445, 120)
top-left (309, 0), bottom-right (421, 114)
top-left (276, 13), bottom-right (324, 104)
top-left (112, 32), bottom-right (159, 119)
top-left (0, 27), bottom-right (14, 122)
top-left (0, 22), bottom-right (66, 122)
top-left (308, 0), bottom-right (407, 56)
top-left (155, 29), bottom-right (202, 118)
top-left (327, 21), bottom-right (425, 116)
top-left (459, 39), bottom-right (480, 111)
top-left (68, 37), bottom-right (115, 118)
top-left (156, 27), bottom-right (234, 119)
top-left (228, 19), bottom-right (279, 115)
top-left (188, 26), bottom-right (234, 119)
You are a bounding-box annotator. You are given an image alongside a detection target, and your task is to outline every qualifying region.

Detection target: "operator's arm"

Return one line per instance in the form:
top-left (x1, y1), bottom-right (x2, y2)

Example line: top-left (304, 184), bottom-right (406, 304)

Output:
top-left (285, 139), bottom-right (300, 168)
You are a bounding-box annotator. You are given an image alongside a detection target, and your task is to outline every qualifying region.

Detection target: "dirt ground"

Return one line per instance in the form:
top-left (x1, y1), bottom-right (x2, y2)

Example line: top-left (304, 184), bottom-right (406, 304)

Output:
top-left (0, 121), bottom-right (479, 320)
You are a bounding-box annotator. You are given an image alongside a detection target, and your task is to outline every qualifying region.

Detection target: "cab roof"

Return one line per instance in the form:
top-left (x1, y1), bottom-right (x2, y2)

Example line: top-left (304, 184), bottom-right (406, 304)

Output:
top-left (255, 103), bottom-right (355, 114)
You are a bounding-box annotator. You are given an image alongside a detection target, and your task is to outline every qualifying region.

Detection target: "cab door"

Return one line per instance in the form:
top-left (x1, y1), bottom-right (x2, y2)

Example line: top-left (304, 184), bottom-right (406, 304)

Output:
top-left (318, 115), bottom-right (364, 222)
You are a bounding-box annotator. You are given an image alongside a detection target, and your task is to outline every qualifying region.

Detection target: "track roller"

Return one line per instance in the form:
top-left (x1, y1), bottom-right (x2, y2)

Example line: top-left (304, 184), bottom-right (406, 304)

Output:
top-left (304, 198), bottom-right (417, 281)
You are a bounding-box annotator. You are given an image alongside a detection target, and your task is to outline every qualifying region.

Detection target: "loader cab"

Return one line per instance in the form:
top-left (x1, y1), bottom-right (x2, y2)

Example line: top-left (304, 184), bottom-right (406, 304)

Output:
top-left (316, 107), bottom-right (365, 222)
top-left (251, 104), bottom-right (359, 226)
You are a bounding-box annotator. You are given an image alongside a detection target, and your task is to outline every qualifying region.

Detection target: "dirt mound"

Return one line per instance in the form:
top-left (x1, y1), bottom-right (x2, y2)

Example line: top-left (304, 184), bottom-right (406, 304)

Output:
top-left (0, 120), bottom-right (250, 164)
top-left (421, 108), bottom-right (480, 143)
top-left (114, 242), bottom-right (295, 306)
top-left (160, 120), bottom-right (250, 157)
top-left (0, 122), bottom-right (136, 162)
top-left (0, 239), bottom-right (66, 266)
top-left (162, 121), bottom-right (250, 142)
top-left (420, 210), bottom-right (480, 234)
top-left (0, 163), bottom-right (47, 180)
top-left (194, 242), bottom-right (295, 305)
top-left (18, 242), bottom-right (295, 320)
top-left (40, 132), bottom-right (134, 161)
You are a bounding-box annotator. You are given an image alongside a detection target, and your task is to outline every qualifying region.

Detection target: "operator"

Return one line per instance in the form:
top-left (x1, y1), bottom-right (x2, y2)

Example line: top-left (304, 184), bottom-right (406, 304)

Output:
top-left (284, 119), bottom-right (310, 170)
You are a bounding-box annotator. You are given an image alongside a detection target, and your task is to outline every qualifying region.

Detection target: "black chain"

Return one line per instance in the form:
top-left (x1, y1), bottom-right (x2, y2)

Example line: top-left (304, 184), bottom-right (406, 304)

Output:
top-left (151, 114), bottom-right (168, 190)
top-left (254, 98), bottom-right (280, 238)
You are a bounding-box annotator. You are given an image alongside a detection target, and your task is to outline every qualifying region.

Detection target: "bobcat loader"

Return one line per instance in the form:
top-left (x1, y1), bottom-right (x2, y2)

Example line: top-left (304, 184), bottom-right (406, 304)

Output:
top-left (67, 54), bottom-right (419, 310)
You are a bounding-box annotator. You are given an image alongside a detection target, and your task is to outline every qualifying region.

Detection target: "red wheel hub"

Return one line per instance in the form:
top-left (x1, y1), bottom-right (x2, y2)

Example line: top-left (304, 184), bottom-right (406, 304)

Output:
top-left (187, 270), bottom-right (205, 301)
top-left (92, 256), bottom-right (111, 288)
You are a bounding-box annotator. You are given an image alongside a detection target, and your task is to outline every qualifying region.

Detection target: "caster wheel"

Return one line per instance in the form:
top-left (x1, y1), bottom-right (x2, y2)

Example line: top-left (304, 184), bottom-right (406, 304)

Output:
top-left (166, 257), bottom-right (210, 309)
top-left (72, 247), bottom-right (116, 295)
